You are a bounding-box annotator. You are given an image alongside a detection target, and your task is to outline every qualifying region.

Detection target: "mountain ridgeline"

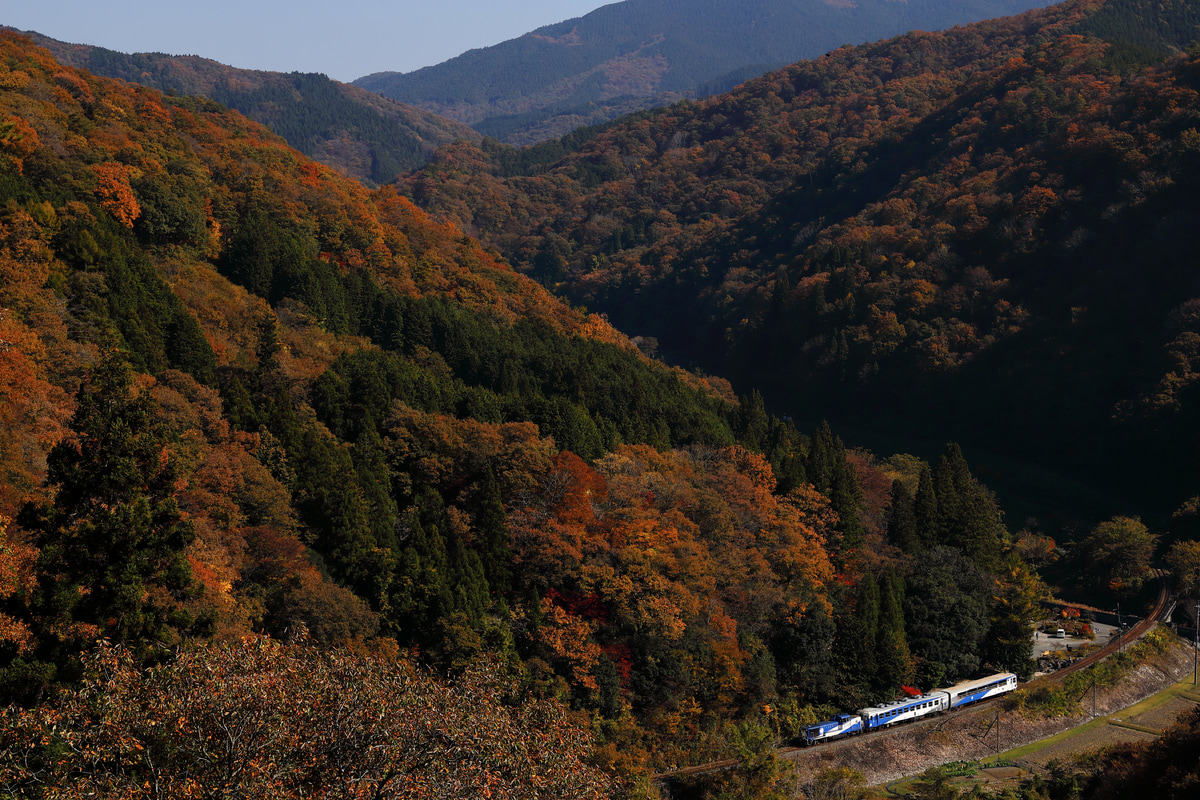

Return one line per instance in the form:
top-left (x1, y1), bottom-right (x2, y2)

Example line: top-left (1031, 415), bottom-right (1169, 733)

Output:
top-left (393, 0), bottom-right (1200, 522)
top-left (354, 0), bottom-right (1058, 143)
top-left (10, 29), bottom-right (480, 185)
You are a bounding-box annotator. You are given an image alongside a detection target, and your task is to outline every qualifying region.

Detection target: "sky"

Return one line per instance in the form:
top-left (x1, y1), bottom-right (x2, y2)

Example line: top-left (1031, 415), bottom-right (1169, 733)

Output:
top-left (3, 0), bottom-right (611, 83)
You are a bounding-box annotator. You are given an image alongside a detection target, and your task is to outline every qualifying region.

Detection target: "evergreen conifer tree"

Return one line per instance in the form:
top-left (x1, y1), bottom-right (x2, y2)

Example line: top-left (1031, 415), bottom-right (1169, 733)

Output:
top-left (735, 390), bottom-right (770, 452)
top-left (886, 479), bottom-right (920, 552)
top-left (472, 467), bottom-right (512, 595)
top-left (913, 464), bottom-right (939, 548)
top-left (11, 355), bottom-right (204, 697)
top-left (393, 516), bottom-right (452, 647)
top-left (933, 443), bottom-right (1005, 568)
top-left (875, 567), bottom-right (914, 691)
top-left (933, 444), bottom-right (968, 544)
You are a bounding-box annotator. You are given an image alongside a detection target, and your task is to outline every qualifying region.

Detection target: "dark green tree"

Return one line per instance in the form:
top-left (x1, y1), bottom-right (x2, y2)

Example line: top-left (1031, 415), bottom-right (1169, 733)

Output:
top-left (903, 547), bottom-right (989, 688)
top-left (292, 429), bottom-right (391, 604)
top-left (854, 573), bottom-right (880, 686)
top-left (933, 444), bottom-right (1006, 569)
top-left (391, 515), bottom-right (452, 648)
top-left (876, 566), bottom-right (914, 692)
top-left (933, 444), bottom-right (969, 542)
top-left (255, 309), bottom-right (283, 377)
top-left (734, 389), bottom-right (770, 453)
top-left (769, 600), bottom-right (837, 704)
top-left (804, 421), bottom-right (838, 493)
top-left (805, 421), bottom-right (863, 549)
top-left (10, 355), bottom-right (203, 697)
top-left (471, 467), bottom-right (512, 595)
top-left (448, 533), bottom-right (490, 626)
top-left (913, 464), bottom-right (939, 549)
top-left (886, 478), bottom-right (920, 553)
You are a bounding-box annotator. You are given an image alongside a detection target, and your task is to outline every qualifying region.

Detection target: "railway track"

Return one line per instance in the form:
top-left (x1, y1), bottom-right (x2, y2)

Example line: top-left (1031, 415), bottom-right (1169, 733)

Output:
top-left (655, 570), bottom-right (1173, 782)
top-left (1041, 568), bottom-right (1170, 683)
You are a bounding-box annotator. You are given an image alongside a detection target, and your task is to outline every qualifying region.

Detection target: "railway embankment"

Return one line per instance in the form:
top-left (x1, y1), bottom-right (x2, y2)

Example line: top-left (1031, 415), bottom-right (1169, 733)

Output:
top-left (781, 630), bottom-right (1197, 787)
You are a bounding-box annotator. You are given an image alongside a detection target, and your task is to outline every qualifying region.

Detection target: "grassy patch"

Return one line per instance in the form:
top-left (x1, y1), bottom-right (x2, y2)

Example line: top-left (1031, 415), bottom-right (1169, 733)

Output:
top-left (986, 716), bottom-right (1111, 763)
top-left (1109, 720), bottom-right (1162, 734)
top-left (939, 761), bottom-right (979, 777)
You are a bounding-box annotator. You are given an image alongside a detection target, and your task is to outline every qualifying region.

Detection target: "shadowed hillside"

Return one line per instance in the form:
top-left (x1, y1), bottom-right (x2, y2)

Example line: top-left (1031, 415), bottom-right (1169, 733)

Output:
top-left (391, 0), bottom-right (1200, 524)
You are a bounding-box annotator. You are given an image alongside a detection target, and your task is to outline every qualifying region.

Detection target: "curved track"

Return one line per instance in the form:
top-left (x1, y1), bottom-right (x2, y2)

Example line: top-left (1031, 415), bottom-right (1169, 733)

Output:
top-left (655, 570), bottom-right (1172, 781)
top-left (1042, 568), bottom-right (1170, 683)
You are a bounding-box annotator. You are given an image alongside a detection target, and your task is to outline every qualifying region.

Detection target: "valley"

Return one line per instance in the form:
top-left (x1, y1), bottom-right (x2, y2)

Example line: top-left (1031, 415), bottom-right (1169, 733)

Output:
top-left (1, 0), bottom-right (1200, 797)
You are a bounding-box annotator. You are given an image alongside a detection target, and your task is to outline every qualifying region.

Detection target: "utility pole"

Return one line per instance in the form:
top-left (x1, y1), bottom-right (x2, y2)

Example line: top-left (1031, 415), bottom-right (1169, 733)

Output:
top-left (1116, 603), bottom-right (1122, 654)
top-left (1194, 600), bottom-right (1198, 687)
top-left (996, 709), bottom-right (1001, 758)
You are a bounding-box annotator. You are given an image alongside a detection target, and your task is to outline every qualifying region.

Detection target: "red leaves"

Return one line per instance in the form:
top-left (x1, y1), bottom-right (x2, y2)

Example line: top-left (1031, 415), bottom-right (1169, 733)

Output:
top-left (545, 588), bottom-right (609, 622)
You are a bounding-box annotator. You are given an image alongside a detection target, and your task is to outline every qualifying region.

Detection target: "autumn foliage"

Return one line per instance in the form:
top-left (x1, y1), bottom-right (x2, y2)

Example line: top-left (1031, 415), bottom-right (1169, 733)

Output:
top-left (0, 639), bottom-right (614, 799)
top-left (394, 0), bottom-right (1200, 510)
top-left (0, 21), bottom-right (1073, 795)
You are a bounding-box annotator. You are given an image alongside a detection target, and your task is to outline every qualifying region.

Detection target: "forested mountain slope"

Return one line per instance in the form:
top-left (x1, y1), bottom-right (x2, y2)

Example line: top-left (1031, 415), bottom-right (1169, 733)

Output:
top-left (393, 0), bottom-right (1200, 521)
top-left (0, 29), bottom-right (1059, 796)
top-left (354, 0), bottom-right (1056, 144)
top-left (10, 29), bottom-right (480, 185)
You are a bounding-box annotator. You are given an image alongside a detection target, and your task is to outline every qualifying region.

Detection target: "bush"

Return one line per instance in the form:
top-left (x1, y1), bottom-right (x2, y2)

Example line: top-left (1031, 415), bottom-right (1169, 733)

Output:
top-left (0, 640), bottom-right (617, 799)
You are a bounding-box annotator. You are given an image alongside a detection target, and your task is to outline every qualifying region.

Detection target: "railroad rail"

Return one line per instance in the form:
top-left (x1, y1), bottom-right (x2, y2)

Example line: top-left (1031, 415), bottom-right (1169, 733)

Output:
top-left (654, 569), bottom-right (1172, 782)
top-left (1043, 568), bottom-right (1170, 683)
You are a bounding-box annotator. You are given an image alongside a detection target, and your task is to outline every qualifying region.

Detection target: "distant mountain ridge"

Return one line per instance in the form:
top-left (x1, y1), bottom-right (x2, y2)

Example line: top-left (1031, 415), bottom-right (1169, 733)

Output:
top-left (9, 29), bottom-right (480, 186)
top-left (391, 0), bottom-right (1200, 518)
top-left (354, 0), bottom-right (1058, 143)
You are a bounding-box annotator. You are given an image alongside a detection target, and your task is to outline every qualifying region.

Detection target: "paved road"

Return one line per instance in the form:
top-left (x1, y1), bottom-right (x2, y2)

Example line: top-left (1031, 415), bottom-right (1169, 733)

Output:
top-left (1033, 622), bottom-right (1115, 655)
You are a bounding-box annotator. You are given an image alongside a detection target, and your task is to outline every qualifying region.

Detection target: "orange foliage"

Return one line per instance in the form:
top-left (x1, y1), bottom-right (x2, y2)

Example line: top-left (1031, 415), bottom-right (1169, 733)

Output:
top-left (722, 444), bottom-right (777, 493)
top-left (91, 162), bottom-right (141, 228)
top-left (0, 115), bottom-right (38, 173)
top-left (0, 310), bottom-right (72, 513)
top-left (529, 595), bottom-right (604, 691)
top-left (0, 515), bottom-right (35, 652)
top-left (548, 450), bottom-right (607, 524)
top-left (508, 442), bottom-right (839, 714)
top-left (0, 641), bottom-right (616, 799)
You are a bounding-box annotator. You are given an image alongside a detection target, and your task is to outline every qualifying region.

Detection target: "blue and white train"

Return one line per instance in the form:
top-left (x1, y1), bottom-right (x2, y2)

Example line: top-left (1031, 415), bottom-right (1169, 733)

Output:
top-left (800, 672), bottom-right (1018, 745)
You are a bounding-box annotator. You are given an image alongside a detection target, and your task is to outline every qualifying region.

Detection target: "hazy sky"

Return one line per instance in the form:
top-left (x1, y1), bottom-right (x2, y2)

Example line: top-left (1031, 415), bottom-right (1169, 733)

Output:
top-left (4, 0), bottom-right (610, 82)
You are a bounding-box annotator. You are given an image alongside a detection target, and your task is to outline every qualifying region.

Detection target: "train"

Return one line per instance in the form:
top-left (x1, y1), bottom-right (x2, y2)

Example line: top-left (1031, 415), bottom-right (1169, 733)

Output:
top-left (800, 672), bottom-right (1018, 745)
